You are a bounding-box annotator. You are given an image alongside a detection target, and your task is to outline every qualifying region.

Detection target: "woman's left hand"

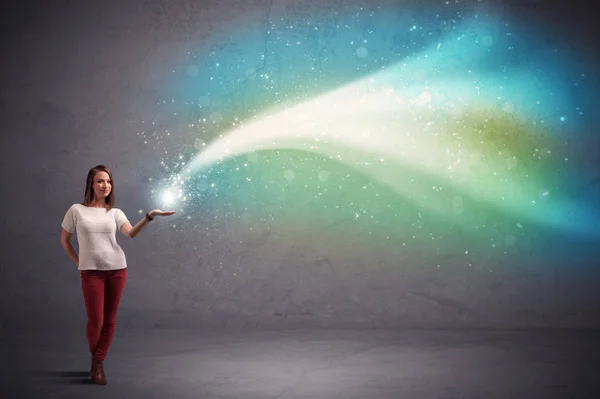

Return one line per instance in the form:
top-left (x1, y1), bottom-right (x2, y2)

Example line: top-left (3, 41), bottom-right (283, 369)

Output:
top-left (149, 209), bottom-right (176, 218)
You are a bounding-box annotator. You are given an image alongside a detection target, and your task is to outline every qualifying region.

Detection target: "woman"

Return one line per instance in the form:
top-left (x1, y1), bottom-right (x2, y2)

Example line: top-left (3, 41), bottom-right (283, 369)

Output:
top-left (60, 165), bottom-right (175, 385)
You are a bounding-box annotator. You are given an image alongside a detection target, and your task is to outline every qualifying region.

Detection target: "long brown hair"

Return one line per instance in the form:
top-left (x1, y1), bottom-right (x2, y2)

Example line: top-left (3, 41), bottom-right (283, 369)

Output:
top-left (82, 165), bottom-right (115, 210)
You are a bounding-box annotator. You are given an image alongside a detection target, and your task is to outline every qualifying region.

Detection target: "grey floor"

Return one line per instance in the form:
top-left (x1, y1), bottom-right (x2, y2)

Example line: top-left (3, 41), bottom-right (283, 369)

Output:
top-left (2, 324), bottom-right (599, 398)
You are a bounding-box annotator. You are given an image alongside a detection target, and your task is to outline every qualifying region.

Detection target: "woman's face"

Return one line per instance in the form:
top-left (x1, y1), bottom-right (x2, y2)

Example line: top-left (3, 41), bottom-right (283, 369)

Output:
top-left (92, 171), bottom-right (112, 200)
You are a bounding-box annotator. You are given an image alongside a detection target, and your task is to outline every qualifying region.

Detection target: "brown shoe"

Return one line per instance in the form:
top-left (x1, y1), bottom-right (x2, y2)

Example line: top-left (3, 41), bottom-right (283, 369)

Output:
top-left (91, 358), bottom-right (107, 385)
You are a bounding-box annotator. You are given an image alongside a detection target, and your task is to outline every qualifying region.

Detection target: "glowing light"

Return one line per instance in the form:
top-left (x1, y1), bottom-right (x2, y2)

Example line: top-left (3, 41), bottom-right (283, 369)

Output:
top-left (161, 189), bottom-right (177, 207)
top-left (158, 17), bottom-right (600, 242)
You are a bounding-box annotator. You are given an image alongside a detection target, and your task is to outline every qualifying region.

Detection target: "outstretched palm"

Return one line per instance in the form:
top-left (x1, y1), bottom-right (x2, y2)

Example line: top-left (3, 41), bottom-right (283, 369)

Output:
top-left (150, 209), bottom-right (176, 217)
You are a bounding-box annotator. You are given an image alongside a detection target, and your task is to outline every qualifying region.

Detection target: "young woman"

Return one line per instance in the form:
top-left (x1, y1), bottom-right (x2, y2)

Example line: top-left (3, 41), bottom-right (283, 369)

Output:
top-left (60, 165), bottom-right (175, 385)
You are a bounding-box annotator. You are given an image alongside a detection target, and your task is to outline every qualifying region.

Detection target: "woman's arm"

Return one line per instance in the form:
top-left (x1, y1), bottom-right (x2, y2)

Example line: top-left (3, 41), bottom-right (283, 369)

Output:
top-left (60, 228), bottom-right (79, 267)
top-left (120, 215), bottom-right (151, 239)
top-left (120, 209), bottom-right (176, 238)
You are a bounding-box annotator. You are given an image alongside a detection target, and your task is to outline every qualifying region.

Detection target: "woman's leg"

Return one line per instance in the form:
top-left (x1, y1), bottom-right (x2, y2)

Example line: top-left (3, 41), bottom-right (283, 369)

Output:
top-left (80, 271), bottom-right (105, 358)
top-left (93, 268), bottom-right (127, 361)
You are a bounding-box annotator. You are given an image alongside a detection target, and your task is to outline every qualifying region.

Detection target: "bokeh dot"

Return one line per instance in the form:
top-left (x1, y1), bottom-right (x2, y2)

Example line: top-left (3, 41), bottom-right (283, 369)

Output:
top-left (284, 169), bottom-right (295, 181)
top-left (318, 170), bottom-right (330, 182)
top-left (502, 101), bottom-right (515, 113)
top-left (504, 235), bottom-right (517, 246)
top-left (481, 35), bottom-right (494, 47)
top-left (356, 47), bottom-right (368, 58)
top-left (187, 64), bottom-right (199, 77)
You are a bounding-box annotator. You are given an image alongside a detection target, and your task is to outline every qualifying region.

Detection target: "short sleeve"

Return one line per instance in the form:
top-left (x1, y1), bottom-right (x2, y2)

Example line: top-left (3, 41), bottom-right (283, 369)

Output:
top-left (61, 204), bottom-right (77, 233)
top-left (114, 208), bottom-right (129, 229)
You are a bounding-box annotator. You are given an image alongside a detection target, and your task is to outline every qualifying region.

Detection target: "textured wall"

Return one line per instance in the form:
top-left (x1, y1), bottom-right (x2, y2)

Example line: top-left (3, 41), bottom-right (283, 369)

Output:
top-left (1, 0), bottom-right (599, 330)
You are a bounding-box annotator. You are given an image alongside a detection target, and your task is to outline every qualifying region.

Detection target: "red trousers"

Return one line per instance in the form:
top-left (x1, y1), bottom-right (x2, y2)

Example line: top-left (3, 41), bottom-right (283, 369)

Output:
top-left (80, 268), bottom-right (127, 361)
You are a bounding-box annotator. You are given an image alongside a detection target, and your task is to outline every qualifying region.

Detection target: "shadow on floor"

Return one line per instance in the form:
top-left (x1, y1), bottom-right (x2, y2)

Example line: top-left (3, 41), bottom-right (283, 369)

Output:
top-left (29, 370), bottom-right (93, 384)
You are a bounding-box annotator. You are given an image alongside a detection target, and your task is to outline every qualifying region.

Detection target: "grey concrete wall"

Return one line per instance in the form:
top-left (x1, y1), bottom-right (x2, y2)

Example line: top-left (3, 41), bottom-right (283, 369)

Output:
top-left (1, 0), bottom-right (599, 330)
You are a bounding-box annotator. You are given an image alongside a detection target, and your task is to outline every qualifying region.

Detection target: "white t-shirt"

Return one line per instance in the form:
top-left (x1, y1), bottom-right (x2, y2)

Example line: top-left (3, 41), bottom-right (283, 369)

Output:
top-left (62, 203), bottom-right (129, 271)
